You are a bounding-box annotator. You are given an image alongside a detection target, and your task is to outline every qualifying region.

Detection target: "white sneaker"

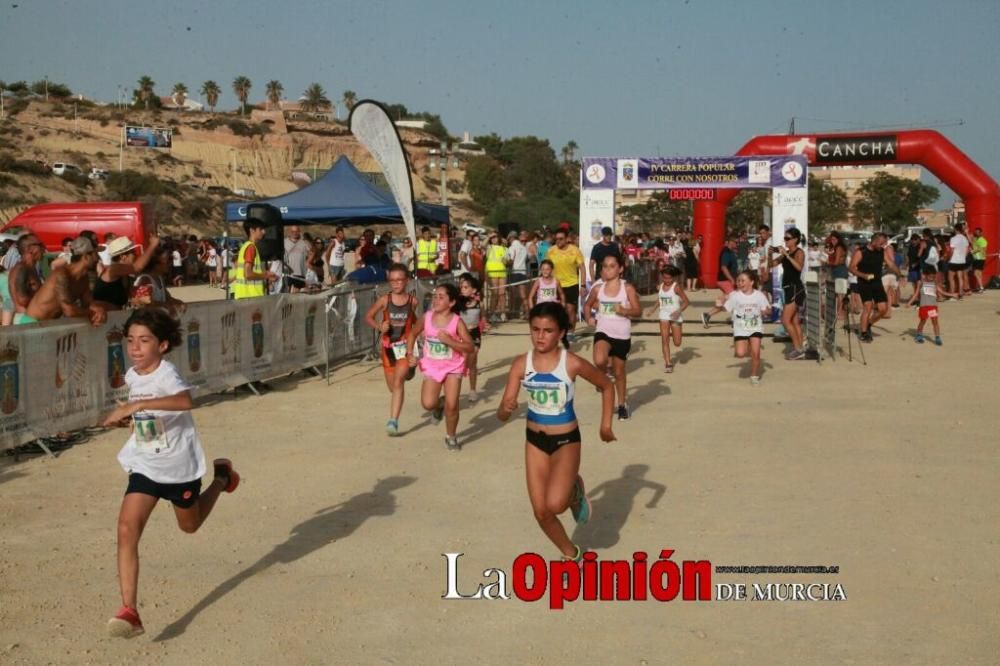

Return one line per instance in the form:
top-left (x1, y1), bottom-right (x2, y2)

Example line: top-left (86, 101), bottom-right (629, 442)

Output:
top-left (750, 376), bottom-right (761, 386)
top-left (468, 391), bottom-right (479, 404)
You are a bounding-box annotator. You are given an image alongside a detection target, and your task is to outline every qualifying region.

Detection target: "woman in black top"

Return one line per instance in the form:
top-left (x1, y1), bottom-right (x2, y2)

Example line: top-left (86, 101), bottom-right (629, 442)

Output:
top-left (94, 236), bottom-right (160, 310)
top-left (771, 227), bottom-right (806, 359)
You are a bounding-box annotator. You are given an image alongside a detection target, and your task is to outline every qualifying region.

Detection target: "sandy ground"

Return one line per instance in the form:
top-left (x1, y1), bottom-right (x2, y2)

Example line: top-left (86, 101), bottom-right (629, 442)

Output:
top-left (1, 289), bottom-right (998, 665)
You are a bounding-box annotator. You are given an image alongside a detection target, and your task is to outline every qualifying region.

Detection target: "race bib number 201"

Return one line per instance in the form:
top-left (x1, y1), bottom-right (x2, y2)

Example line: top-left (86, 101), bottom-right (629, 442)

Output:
top-left (524, 381), bottom-right (567, 416)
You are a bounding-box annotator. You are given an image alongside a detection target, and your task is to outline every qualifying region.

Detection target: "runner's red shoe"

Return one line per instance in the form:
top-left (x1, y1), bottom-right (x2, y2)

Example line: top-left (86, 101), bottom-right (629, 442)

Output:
top-left (107, 606), bottom-right (144, 638)
top-left (213, 458), bottom-right (240, 493)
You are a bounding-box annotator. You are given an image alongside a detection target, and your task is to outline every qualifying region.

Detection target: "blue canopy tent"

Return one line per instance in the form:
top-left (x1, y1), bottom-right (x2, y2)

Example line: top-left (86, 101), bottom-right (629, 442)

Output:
top-left (224, 155), bottom-right (449, 226)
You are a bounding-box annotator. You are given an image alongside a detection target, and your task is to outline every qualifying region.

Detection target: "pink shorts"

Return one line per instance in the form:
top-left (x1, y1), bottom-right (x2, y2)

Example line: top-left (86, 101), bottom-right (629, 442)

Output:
top-left (419, 357), bottom-right (466, 383)
top-left (718, 280), bottom-right (735, 295)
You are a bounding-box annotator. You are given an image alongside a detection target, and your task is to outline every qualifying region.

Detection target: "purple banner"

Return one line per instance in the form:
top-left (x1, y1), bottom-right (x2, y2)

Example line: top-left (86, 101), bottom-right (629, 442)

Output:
top-left (581, 155), bottom-right (807, 190)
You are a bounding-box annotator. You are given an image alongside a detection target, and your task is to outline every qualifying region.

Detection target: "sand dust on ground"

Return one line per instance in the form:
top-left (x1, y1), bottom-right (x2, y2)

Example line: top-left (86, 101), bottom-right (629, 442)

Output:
top-left (1, 291), bottom-right (998, 664)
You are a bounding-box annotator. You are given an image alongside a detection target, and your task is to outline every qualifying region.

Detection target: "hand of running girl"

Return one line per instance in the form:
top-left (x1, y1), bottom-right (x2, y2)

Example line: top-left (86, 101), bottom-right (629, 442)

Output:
top-left (101, 401), bottom-right (135, 428)
top-left (102, 398), bottom-right (145, 427)
top-left (497, 395), bottom-right (518, 422)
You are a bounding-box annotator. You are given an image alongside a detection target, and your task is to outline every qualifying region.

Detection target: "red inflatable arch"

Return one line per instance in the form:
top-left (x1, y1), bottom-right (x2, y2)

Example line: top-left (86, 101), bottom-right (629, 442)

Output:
top-left (693, 130), bottom-right (1000, 287)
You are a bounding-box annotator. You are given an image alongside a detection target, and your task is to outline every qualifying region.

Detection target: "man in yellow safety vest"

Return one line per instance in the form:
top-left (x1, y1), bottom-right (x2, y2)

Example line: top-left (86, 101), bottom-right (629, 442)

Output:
top-left (230, 219), bottom-right (277, 299)
top-left (416, 226), bottom-right (438, 273)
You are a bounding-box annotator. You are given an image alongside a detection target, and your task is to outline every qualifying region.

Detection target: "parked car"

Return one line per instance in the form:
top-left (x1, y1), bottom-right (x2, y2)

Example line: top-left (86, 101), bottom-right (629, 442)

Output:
top-left (51, 162), bottom-right (82, 176)
top-left (88, 168), bottom-right (109, 181)
top-left (461, 222), bottom-right (488, 236)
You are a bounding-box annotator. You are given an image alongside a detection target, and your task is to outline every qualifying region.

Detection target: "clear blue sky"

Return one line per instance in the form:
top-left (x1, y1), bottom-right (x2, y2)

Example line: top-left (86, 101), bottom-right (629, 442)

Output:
top-left (2, 0), bottom-right (998, 203)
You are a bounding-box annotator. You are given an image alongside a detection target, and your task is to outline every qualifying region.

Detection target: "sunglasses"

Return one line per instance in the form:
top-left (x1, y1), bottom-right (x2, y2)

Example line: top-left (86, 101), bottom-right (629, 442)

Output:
top-left (783, 236), bottom-right (793, 241)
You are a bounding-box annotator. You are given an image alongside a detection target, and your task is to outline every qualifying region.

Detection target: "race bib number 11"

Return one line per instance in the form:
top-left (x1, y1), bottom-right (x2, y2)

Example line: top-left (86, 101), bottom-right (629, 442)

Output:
top-left (134, 413), bottom-right (170, 452)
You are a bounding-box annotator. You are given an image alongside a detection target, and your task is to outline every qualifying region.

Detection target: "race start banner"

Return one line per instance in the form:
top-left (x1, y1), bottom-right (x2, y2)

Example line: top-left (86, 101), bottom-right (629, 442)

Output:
top-left (581, 156), bottom-right (807, 190)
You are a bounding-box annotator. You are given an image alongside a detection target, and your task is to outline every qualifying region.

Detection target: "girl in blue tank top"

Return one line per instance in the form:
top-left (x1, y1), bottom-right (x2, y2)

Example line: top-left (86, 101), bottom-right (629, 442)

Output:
top-left (496, 302), bottom-right (616, 563)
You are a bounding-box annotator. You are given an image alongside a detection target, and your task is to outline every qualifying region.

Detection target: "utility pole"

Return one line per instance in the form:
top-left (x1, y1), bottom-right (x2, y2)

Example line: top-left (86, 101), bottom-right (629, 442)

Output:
top-left (789, 117), bottom-right (796, 135)
top-left (440, 140), bottom-right (448, 206)
top-left (44, 76), bottom-right (48, 102)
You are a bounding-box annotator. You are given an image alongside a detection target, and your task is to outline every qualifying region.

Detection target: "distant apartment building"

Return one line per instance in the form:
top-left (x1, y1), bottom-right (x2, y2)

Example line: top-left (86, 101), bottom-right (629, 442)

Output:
top-left (811, 163), bottom-right (922, 228)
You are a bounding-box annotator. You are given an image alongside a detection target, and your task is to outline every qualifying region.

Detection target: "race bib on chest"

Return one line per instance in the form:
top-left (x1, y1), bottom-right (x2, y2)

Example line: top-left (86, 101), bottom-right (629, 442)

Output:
top-left (599, 301), bottom-right (617, 315)
top-left (659, 296), bottom-right (674, 308)
top-left (426, 338), bottom-right (453, 360)
top-left (133, 412), bottom-right (170, 452)
top-left (539, 287), bottom-right (557, 301)
top-left (390, 340), bottom-right (408, 360)
top-left (738, 307), bottom-right (761, 330)
top-left (523, 381), bottom-right (568, 416)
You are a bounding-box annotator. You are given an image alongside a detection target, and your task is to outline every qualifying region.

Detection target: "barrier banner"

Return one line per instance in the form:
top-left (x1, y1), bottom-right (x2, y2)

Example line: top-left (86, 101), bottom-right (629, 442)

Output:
top-left (0, 280), bottom-right (451, 453)
top-left (581, 155), bottom-right (807, 190)
top-left (579, 189), bottom-right (616, 283)
top-left (0, 293), bottom-right (334, 452)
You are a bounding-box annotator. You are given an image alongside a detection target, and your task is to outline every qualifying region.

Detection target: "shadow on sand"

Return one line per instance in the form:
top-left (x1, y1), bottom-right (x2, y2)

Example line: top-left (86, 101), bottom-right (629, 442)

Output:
top-left (154, 475), bottom-right (416, 642)
top-left (572, 464), bottom-right (665, 551)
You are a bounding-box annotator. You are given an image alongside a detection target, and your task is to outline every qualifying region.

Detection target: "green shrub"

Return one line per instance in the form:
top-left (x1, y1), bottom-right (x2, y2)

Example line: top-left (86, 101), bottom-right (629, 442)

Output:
top-left (104, 170), bottom-right (165, 199)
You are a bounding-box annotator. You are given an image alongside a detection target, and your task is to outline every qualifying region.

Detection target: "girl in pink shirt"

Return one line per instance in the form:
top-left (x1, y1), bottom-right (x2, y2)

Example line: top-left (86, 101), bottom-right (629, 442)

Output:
top-left (408, 283), bottom-right (475, 450)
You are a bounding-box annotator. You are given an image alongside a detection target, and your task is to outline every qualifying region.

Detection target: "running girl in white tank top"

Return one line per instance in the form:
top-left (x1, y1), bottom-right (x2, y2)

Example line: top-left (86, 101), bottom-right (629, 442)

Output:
top-left (459, 273), bottom-right (490, 403)
top-left (528, 259), bottom-right (565, 307)
top-left (583, 253), bottom-right (641, 420)
top-left (497, 302), bottom-right (615, 563)
top-left (644, 265), bottom-right (690, 373)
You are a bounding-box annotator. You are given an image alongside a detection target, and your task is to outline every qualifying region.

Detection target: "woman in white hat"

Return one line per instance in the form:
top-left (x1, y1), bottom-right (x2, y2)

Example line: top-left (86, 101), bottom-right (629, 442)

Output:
top-left (94, 235), bottom-right (160, 310)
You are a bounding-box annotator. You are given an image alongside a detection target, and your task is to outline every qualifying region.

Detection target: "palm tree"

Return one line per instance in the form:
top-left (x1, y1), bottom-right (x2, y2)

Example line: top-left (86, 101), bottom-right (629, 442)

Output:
top-left (301, 83), bottom-right (331, 113)
top-left (232, 76), bottom-right (252, 115)
top-left (563, 140), bottom-right (578, 164)
top-left (171, 82), bottom-right (188, 108)
top-left (342, 90), bottom-right (357, 113)
top-left (200, 80), bottom-right (221, 113)
top-left (265, 80), bottom-right (283, 111)
top-left (137, 75), bottom-right (155, 110)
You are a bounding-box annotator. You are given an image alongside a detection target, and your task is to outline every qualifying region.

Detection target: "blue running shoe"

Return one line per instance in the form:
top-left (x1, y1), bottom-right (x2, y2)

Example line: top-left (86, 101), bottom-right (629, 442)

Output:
top-left (915, 334), bottom-right (925, 344)
top-left (570, 476), bottom-right (591, 524)
top-left (934, 336), bottom-right (942, 346)
top-left (386, 419), bottom-right (399, 436)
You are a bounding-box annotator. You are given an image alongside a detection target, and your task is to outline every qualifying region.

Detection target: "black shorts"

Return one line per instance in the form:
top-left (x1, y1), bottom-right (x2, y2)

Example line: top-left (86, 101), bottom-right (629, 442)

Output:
top-left (286, 275), bottom-right (306, 290)
top-left (972, 259), bottom-right (985, 270)
top-left (562, 284), bottom-right (580, 307)
top-left (126, 472), bottom-right (202, 508)
top-left (948, 262), bottom-right (966, 273)
top-left (510, 272), bottom-right (527, 284)
top-left (469, 328), bottom-right (482, 348)
top-left (593, 331), bottom-right (631, 360)
top-left (857, 279), bottom-right (887, 304)
top-left (782, 282), bottom-right (805, 308)
top-left (526, 427), bottom-right (581, 456)
top-left (849, 282), bottom-right (860, 294)
top-left (734, 332), bottom-right (764, 341)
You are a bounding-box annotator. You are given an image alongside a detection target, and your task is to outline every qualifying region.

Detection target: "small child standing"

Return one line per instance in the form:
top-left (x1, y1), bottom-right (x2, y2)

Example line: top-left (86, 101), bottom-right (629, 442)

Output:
top-left (724, 270), bottom-right (772, 385)
top-left (645, 265), bottom-right (690, 373)
top-left (905, 266), bottom-right (954, 345)
top-left (100, 308), bottom-right (239, 638)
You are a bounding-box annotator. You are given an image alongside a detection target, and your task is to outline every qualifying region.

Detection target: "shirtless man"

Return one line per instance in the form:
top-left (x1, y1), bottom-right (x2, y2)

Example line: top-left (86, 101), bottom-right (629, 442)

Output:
top-left (8, 234), bottom-right (45, 325)
top-left (26, 237), bottom-right (107, 326)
